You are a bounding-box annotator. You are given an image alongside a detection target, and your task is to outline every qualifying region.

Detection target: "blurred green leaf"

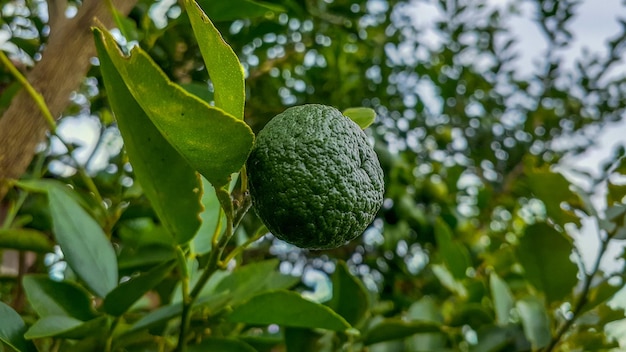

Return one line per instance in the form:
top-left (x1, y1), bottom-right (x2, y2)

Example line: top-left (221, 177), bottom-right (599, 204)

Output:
top-left (431, 264), bottom-right (468, 298)
top-left (284, 327), bottom-right (327, 352)
top-left (516, 297), bottom-right (551, 350)
top-left (214, 259), bottom-right (299, 306)
top-left (364, 318), bottom-right (442, 345)
top-left (517, 223), bottom-right (577, 303)
top-left (343, 107), bottom-right (376, 129)
top-left (434, 218), bottom-right (471, 280)
top-left (227, 290), bottom-right (351, 331)
top-left (94, 28), bottom-right (203, 244)
top-left (185, 0), bottom-right (244, 119)
top-left (24, 316), bottom-right (108, 340)
top-left (22, 275), bottom-right (97, 321)
top-left (93, 27), bottom-right (254, 188)
top-left (0, 301), bottom-right (36, 352)
top-left (0, 228), bottom-right (54, 253)
top-left (470, 325), bottom-right (530, 352)
top-left (103, 260), bottom-right (176, 316)
top-left (490, 272), bottom-right (514, 326)
top-left (526, 167), bottom-right (581, 226)
top-left (48, 187), bottom-right (118, 298)
top-left (325, 261), bottom-right (370, 326)
top-left (188, 337), bottom-right (257, 352)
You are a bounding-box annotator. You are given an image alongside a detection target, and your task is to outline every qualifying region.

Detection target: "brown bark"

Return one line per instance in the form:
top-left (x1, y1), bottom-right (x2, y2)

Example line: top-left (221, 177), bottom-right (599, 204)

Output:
top-left (0, 0), bottom-right (138, 200)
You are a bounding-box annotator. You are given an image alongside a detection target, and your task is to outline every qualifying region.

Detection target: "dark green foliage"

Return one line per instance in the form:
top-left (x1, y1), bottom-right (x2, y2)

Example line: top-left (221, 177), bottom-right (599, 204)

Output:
top-left (1, 0), bottom-right (626, 351)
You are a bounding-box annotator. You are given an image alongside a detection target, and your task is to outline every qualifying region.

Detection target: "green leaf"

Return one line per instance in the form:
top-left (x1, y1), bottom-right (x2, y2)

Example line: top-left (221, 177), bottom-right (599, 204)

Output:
top-left (94, 29), bottom-right (203, 244)
top-left (284, 328), bottom-right (327, 352)
top-left (364, 319), bottom-right (442, 345)
top-left (526, 167), bottom-right (581, 226)
top-left (118, 245), bottom-right (176, 271)
top-left (48, 187), bottom-right (118, 298)
top-left (489, 272), bottom-right (514, 326)
top-left (343, 107), bottom-right (376, 129)
top-left (214, 259), bottom-right (299, 306)
top-left (0, 301), bottom-right (36, 352)
top-left (24, 316), bottom-right (108, 340)
top-left (431, 264), bottom-right (467, 297)
top-left (471, 325), bottom-right (529, 352)
top-left (103, 260), bottom-right (176, 316)
top-left (407, 296), bottom-right (443, 323)
top-left (129, 292), bottom-right (231, 333)
top-left (227, 290), bottom-right (351, 331)
top-left (192, 176), bottom-right (237, 255)
top-left (22, 275), bottom-right (97, 321)
top-left (516, 297), bottom-right (551, 350)
top-left (325, 261), bottom-right (370, 326)
top-left (196, 0), bottom-right (284, 21)
top-left (516, 223), bottom-right (577, 303)
top-left (0, 228), bottom-right (54, 253)
top-left (93, 27), bottom-right (254, 188)
top-left (185, 0), bottom-right (244, 119)
top-left (188, 337), bottom-right (257, 352)
top-left (434, 218), bottom-right (471, 280)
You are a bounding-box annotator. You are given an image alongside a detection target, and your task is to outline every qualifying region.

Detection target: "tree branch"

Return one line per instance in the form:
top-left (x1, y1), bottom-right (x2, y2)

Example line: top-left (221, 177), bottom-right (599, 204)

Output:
top-left (0, 0), bottom-right (138, 200)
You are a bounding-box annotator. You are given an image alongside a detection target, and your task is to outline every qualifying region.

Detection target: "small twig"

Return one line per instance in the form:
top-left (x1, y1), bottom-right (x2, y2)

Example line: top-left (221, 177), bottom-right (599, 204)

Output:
top-left (0, 50), bottom-right (105, 206)
top-left (0, 51), bottom-right (57, 132)
top-left (542, 233), bottom-right (610, 351)
top-left (219, 225), bottom-right (267, 268)
top-left (175, 187), bottom-right (234, 351)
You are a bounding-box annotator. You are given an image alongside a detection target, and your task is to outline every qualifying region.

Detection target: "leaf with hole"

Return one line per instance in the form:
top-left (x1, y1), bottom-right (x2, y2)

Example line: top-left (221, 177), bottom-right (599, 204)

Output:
top-left (93, 26), bottom-right (254, 188)
top-left (94, 28), bottom-right (203, 244)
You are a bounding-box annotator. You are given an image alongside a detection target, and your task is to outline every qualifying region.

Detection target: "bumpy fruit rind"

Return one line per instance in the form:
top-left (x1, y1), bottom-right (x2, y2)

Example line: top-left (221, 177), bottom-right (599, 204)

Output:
top-left (246, 104), bottom-right (384, 249)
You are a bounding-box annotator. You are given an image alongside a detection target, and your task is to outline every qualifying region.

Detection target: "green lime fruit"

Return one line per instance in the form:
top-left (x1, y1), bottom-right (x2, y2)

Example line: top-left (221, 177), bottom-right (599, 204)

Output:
top-left (246, 104), bottom-right (385, 249)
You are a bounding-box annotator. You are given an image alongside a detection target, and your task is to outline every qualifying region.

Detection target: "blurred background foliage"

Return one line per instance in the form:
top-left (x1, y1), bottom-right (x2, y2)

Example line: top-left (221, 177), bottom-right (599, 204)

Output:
top-left (3, 0), bottom-right (626, 350)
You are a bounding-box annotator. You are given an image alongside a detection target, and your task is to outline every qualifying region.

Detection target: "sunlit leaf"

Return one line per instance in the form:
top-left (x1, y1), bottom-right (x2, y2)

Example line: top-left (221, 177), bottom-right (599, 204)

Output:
top-left (195, 0), bottom-right (284, 21)
top-left (94, 28), bottom-right (203, 244)
top-left (185, 0), bottom-right (244, 119)
top-left (93, 27), bottom-right (254, 188)
top-left (48, 187), bottom-right (118, 298)
top-left (343, 107), bottom-right (376, 129)
top-left (228, 290), bottom-right (351, 331)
